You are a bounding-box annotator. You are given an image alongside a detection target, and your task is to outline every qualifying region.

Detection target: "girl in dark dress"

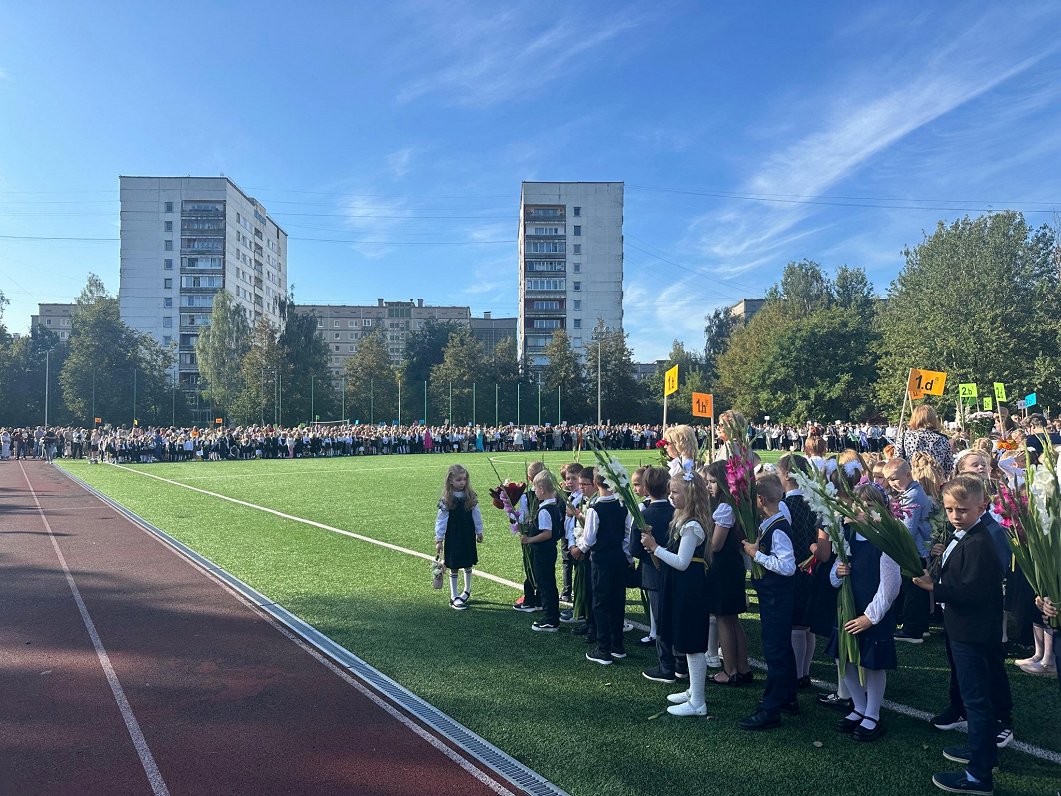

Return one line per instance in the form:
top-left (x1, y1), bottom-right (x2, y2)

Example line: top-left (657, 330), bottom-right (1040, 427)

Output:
top-left (827, 483), bottom-right (901, 741)
top-left (705, 460), bottom-right (753, 686)
top-left (640, 471), bottom-right (714, 716)
top-left (433, 465), bottom-right (484, 610)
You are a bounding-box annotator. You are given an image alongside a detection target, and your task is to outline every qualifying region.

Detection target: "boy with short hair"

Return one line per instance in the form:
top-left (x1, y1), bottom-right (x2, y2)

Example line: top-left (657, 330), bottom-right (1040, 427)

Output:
top-left (913, 476), bottom-right (1005, 795)
top-left (885, 457), bottom-right (935, 643)
top-left (739, 472), bottom-right (798, 730)
top-left (522, 471), bottom-right (563, 632)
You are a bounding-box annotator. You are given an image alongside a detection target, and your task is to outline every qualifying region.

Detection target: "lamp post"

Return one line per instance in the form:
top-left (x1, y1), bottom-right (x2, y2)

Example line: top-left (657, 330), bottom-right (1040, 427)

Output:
top-left (44, 348), bottom-right (54, 427)
top-left (495, 383), bottom-right (499, 426)
top-left (537, 371), bottom-right (542, 425)
top-left (596, 337), bottom-right (602, 425)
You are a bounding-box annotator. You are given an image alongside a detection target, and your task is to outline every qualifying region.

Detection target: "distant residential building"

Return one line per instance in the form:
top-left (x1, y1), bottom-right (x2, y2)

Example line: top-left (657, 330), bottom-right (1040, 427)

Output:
top-left (30, 303), bottom-right (76, 342)
top-left (729, 298), bottom-right (766, 324)
top-left (301, 299), bottom-right (472, 376)
top-left (470, 311), bottom-right (517, 353)
top-left (633, 360), bottom-right (668, 381)
top-left (518, 182), bottom-right (624, 369)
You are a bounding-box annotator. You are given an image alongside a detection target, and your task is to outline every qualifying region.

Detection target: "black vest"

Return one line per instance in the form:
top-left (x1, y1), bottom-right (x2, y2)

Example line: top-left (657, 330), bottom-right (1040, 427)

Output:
top-left (757, 515), bottom-right (795, 594)
top-left (591, 499), bottom-right (628, 560)
top-left (534, 501), bottom-right (565, 545)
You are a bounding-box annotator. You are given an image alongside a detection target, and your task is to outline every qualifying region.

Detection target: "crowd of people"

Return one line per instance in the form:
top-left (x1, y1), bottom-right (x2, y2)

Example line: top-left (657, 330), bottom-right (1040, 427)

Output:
top-left (433, 409), bottom-right (1059, 796)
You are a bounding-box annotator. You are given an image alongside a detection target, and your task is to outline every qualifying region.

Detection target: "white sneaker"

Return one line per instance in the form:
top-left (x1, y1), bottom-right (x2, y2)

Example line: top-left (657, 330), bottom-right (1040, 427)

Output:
top-left (667, 689), bottom-right (692, 704)
top-left (706, 656), bottom-right (721, 668)
top-left (622, 620), bottom-right (634, 632)
top-left (667, 700), bottom-right (707, 717)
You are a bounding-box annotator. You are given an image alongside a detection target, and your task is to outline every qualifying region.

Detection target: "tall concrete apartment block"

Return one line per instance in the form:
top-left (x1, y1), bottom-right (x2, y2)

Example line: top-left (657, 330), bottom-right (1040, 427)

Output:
top-left (518, 182), bottom-right (623, 368)
top-left (118, 176), bottom-right (288, 393)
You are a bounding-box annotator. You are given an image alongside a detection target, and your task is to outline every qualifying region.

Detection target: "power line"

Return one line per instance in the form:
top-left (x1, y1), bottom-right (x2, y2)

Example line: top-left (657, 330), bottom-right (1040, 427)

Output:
top-left (0, 233), bottom-right (514, 245)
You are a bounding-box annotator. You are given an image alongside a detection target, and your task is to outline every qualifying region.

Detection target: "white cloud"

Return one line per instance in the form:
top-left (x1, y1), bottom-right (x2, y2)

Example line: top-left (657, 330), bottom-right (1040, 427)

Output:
top-left (395, 7), bottom-right (641, 107)
top-left (386, 146), bottom-right (416, 178)
top-left (340, 194), bottom-right (409, 259)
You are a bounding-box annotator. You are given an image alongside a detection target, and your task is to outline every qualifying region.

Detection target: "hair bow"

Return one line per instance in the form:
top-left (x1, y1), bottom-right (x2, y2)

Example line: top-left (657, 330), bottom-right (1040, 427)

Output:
top-left (842, 461), bottom-right (863, 478)
top-left (682, 471), bottom-right (694, 482)
top-left (824, 459), bottom-right (839, 477)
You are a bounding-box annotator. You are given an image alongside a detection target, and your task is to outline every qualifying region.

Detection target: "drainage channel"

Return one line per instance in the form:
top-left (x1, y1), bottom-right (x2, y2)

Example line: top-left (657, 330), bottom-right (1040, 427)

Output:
top-left (60, 467), bottom-right (569, 796)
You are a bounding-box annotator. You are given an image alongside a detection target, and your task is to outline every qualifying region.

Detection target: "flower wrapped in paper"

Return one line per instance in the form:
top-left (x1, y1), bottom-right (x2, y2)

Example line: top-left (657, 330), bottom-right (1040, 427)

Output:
top-left (1007, 437), bottom-right (1061, 628)
top-left (584, 436), bottom-right (656, 569)
top-left (719, 413), bottom-right (762, 579)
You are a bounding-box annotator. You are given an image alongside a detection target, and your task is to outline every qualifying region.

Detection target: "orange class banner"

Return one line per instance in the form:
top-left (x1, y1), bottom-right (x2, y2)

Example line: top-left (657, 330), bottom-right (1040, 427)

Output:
top-left (907, 368), bottom-right (947, 400)
top-left (691, 392), bottom-right (714, 418)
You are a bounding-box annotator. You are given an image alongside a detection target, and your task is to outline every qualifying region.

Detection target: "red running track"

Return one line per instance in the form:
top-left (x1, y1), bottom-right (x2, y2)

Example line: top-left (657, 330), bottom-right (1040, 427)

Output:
top-left (0, 461), bottom-right (520, 796)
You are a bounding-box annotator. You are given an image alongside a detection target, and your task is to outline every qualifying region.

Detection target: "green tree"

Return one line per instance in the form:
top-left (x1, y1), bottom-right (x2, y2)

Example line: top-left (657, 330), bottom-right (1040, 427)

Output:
top-left (876, 212), bottom-right (1061, 417)
top-left (404, 319), bottom-right (460, 386)
top-left (0, 325), bottom-right (68, 427)
top-left (343, 328), bottom-right (398, 425)
top-left (195, 289), bottom-right (250, 416)
top-left (279, 307), bottom-right (336, 423)
top-left (485, 337), bottom-right (524, 425)
top-left (585, 319), bottom-right (646, 422)
top-left (703, 307), bottom-right (739, 385)
top-left (541, 330), bottom-right (588, 423)
top-left (59, 274), bottom-right (176, 426)
top-left (231, 319), bottom-right (285, 425)
top-left (429, 327), bottom-right (486, 424)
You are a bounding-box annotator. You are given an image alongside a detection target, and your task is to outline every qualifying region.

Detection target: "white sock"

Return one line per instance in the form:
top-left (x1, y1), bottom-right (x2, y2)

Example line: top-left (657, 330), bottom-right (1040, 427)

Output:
top-left (649, 606), bottom-right (657, 637)
top-left (449, 571), bottom-right (459, 601)
top-left (843, 663), bottom-right (867, 717)
top-left (687, 653), bottom-right (707, 708)
top-left (1043, 627), bottom-right (1055, 665)
top-left (835, 659), bottom-right (850, 699)
top-left (791, 629), bottom-right (807, 676)
top-left (462, 568), bottom-right (473, 597)
top-left (707, 616), bottom-right (719, 659)
top-left (803, 631), bottom-right (816, 678)
top-left (862, 669), bottom-right (886, 727)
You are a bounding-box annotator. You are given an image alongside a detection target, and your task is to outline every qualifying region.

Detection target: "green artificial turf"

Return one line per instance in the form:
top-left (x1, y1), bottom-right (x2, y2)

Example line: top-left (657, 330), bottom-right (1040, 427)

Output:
top-left (60, 454), bottom-right (1059, 796)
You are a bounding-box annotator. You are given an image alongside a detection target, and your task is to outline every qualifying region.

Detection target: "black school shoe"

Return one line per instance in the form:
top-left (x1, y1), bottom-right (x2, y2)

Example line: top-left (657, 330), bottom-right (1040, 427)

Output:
top-left (817, 692), bottom-right (854, 712)
top-left (931, 771), bottom-right (993, 795)
top-left (836, 712), bottom-right (864, 734)
top-left (852, 719), bottom-right (886, 742)
top-left (738, 709), bottom-right (781, 731)
top-left (941, 748), bottom-right (999, 769)
top-left (931, 706), bottom-right (967, 730)
top-left (796, 675), bottom-right (813, 689)
top-left (586, 648), bottom-right (613, 666)
top-left (571, 623), bottom-right (590, 636)
top-left (642, 668), bottom-right (677, 684)
top-left (610, 646), bottom-right (628, 659)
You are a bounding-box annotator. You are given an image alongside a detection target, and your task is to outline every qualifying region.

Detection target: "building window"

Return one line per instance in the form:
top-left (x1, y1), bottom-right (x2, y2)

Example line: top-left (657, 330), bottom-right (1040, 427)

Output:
top-left (573, 281), bottom-right (581, 291)
top-left (348, 345), bottom-right (355, 352)
top-left (532, 319), bottom-right (561, 329)
top-left (348, 320), bottom-right (356, 327)
top-left (573, 262), bottom-right (581, 273)
top-left (573, 244), bottom-right (581, 255)
top-left (164, 220), bottom-right (173, 232)
top-left (164, 259), bottom-right (173, 270)
top-left (573, 299), bottom-right (581, 310)
top-left (573, 319), bottom-right (581, 329)
top-left (363, 319), bottom-right (372, 327)
top-left (164, 240), bottom-right (173, 251)
top-left (525, 278), bottom-right (566, 291)
top-left (334, 320), bottom-right (340, 327)
top-left (334, 333), bottom-right (340, 340)
top-left (526, 260), bottom-right (565, 272)
top-left (164, 298), bottom-right (173, 308)
top-left (333, 345), bottom-right (340, 352)
top-left (573, 225), bottom-right (581, 236)
top-left (163, 317), bottom-right (173, 328)
top-left (163, 278), bottom-right (173, 289)
top-left (573, 206), bottom-right (581, 217)
top-left (165, 202), bottom-right (173, 212)
top-left (531, 300), bottom-right (561, 310)
top-left (526, 240), bottom-right (565, 254)
top-left (163, 335), bottom-right (172, 346)
top-left (317, 318), bottom-right (324, 327)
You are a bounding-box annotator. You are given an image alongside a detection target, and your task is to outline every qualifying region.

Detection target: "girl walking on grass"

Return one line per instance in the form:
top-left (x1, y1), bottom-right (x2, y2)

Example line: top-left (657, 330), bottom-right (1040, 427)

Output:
top-left (435, 465), bottom-right (484, 611)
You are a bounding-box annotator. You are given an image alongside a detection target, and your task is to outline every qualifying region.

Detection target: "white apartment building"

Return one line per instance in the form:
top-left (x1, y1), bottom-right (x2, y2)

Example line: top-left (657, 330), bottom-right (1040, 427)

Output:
top-left (30, 303), bottom-right (76, 342)
top-left (118, 176), bottom-right (287, 393)
top-left (518, 182), bottom-right (623, 368)
top-left (302, 299), bottom-right (472, 376)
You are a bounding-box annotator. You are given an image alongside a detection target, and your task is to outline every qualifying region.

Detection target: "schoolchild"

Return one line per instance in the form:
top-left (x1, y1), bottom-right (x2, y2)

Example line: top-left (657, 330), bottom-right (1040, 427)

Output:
top-left (634, 467), bottom-right (679, 683)
top-left (521, 471), bottom-right (564, 631)
top-left (777, 453), bottom-right (819, 689)
top-left (514, 460), bottom-right (548, 612)
top-left (434, 464), bottom-right (484, 610)
top-left (739, 473), bottom-right (798, 730)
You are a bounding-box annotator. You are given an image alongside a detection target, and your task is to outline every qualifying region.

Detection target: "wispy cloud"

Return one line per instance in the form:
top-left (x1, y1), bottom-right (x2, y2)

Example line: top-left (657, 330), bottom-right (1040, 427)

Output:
top-left (689, 11), bottom-right (1055, 281)
top-left (341, 194), bottom-right (409, 259)
top-left (386, 146), bottom-right (416, 178)
top-left (395, 7), bottom-right (641, 107)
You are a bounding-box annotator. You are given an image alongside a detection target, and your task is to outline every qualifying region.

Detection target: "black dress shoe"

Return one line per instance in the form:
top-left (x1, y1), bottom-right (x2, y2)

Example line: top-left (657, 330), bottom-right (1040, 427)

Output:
top-left (571, 623), bottom-right (589, 636)
top-left (853, 720), bottom-right (886, 742)
top-left (797, 675), bottom-right (813, 689)
top-left (836, 713), bottom-right (864, 734)
top-left (737, 670), bottom-right (755, 684)
top-left (780, 699), bottom-right (800, 715)
top-left (739, 709), bottom-right (781, 731)
top-left (817, 692), bottom-right (854, 711)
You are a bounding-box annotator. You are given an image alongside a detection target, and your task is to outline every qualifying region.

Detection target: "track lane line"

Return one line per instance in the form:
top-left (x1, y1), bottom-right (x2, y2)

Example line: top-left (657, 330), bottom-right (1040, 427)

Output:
top-left (20, 462), bottom-right (170, 796)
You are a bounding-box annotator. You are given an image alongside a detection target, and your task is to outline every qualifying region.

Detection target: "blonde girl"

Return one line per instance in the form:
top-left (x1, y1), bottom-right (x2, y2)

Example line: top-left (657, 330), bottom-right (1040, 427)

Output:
top-left (434, 465), bottom-right (484, 610)
top-left (640, 472), bottom-right (714, 716)
top-left (664, 424), bottom-right (699, 477)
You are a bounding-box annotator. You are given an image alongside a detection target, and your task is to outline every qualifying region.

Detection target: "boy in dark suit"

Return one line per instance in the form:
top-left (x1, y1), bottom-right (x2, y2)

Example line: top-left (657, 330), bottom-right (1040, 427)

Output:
top-left (739, 473), bottom-right (798, 730)
top-left (633, 466), bottom-right (678, 683)
top-left (913, 475), bottom-right (1005, 795)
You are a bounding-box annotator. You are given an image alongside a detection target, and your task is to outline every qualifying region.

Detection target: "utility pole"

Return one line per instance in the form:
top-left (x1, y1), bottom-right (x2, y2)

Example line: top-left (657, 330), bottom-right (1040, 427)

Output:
top-left (44, 349), bottom-right (52, 427)
top-left (597, 337), bottom-right (602, 425)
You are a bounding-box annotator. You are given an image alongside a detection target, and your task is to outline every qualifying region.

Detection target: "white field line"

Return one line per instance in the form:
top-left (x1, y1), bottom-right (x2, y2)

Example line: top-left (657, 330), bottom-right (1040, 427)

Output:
top-left (105, 463), bottom-right (1061, 766)
top-left (21, 463), bottom-right (170, 796)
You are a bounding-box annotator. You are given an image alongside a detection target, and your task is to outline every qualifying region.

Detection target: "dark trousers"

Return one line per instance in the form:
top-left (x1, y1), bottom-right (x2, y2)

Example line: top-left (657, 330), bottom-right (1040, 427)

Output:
top-left (757, 586), bottom-right (796, 713)
top-left (951, 640), bottom-right (1001, 782)
top-left (560, 541), bottom-right (572, 598)
top-left (647, 588), bottom-right (677, 674)
top-left (530, 543), bottom-right (559, 624)
top-left (897, 558), bottom-right (931, 636)
top-left (944, 632), bottom-right (1012, 725)
top-left (591, 554), bottom-right (626, 653)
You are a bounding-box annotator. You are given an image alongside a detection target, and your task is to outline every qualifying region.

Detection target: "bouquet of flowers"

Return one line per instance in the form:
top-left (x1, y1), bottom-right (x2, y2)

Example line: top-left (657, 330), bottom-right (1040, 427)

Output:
top-left (965, 410), bottom-right (996, 441)
top-left (1006, 442), bottom-right (1061, 628)
top-left (790, 467), bottom-right (862, 682)
top-left (585, 436), bottom-right (657, 568)
top-left (847, 492), bottom-right (926, 579)
top-left (487, 458), bottom-right (536, 590)
top-left (719, 414), bottom-right (762, 579)
top-left (926, 501), bottom-right (952, 579)
top-left (431, 557), bottom-right (445, 590)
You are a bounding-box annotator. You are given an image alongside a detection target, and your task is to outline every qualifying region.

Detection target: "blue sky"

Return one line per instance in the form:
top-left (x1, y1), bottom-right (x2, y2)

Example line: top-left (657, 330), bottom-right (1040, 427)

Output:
top-left (2, 2), bottom-right (1060, 360)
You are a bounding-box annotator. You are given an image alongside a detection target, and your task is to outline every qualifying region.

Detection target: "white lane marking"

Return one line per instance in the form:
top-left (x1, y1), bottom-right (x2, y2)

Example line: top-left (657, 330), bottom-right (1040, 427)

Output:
top-left (101, 464), bottom-right (1061, 766)
top-left (20, 462), bottom-right (170, 796)
top-left (108, 464), bottom-right (526, 592)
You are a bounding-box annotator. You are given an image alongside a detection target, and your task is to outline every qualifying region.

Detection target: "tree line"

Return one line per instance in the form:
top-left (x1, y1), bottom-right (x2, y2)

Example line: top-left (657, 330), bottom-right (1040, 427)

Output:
top-left (2, 211), bottom-right (1057, 429)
